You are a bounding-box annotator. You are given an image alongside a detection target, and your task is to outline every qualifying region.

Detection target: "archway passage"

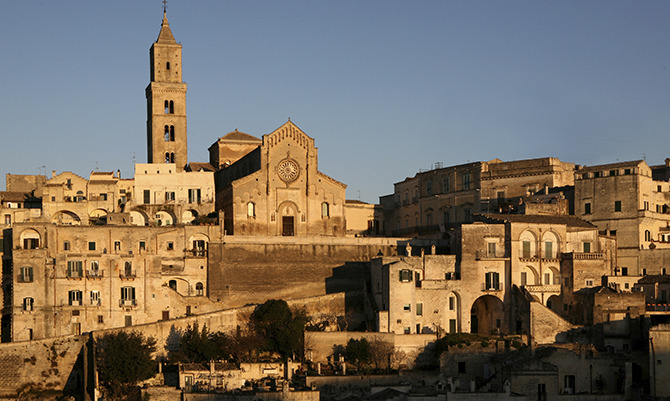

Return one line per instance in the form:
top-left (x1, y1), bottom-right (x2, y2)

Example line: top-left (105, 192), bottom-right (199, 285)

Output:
top-left (470, 295), bottom-right (504, 335)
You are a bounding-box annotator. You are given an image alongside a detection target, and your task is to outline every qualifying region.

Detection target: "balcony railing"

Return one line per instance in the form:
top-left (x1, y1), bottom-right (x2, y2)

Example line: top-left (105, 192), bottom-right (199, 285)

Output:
top-left (119, 299), bottom-right (137, 308)
top-left (17, 275), bottom-right (33, 283)
top-left (647, 303), bottom-right (670, 312)
top-left (476, 250), bottom-right (507, 259)
top-left (563, 252), bottom-right (606, 260)
top-left (481, 283), bottom-right (502, 291)
top-left (119, 270), bottom-right (137, 280)
top-left (86, 270), bottom-right (104, 279)
top-left (524, 284), bottom-right (561, 293)
top-left (186, 249), bottom-right (208, 257)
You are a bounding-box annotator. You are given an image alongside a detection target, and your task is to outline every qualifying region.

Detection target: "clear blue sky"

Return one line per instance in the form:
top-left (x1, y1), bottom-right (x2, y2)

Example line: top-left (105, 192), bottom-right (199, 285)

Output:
top-left (1, 1), bottom-right (669, 203)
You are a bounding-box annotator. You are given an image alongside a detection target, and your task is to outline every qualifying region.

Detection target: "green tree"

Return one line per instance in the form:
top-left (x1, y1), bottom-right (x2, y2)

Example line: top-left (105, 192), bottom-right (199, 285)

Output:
top-left (179, 323), bottom-right (219, 363)
top-left (345, 338), bottom-right (371, 370)
top-left (250, 299), bottom-right (309, 360)
top-left (96, 331), bottom-right (156, 399)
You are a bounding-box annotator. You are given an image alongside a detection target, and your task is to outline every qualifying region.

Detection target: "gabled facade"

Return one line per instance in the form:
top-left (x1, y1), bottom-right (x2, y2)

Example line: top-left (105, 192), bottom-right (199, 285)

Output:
top-left (214, 120), bottom-right (347, 236)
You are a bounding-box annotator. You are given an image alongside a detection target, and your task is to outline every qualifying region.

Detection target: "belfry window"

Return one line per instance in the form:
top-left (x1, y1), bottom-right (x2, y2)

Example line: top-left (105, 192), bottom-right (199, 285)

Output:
top-left (164, 125), bottom-right (170, 141)
top-left (170, 153), bottom-right (175, 163)
top-left (164, 100), bottom-right (169, 114)
top-left (165, 153), bottom-right (170, 163)
top-left (170, 125), bottom-right (175, 141)
top-left (169, 100), bottom-right (174, 114)
top-left (166, 61), bottom-right (170, 70)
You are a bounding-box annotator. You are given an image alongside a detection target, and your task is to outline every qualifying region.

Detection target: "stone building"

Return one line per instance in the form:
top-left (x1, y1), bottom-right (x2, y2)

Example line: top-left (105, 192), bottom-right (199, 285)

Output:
top-left (213, 120), bottom-right (348, 237)
top-left (8, 221), bottom-right (222, 341)
top-left (379, 157), bottom-right (575, 238)
top-left (574, 160), bottom-right (670, 275)
top-left (370, 214), bottom-right (614, 336)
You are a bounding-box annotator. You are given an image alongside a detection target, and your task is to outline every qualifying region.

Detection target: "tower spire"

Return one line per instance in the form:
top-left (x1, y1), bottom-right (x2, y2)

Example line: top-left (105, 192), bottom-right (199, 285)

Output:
top-left (163, 0), bottom-right (168, 15)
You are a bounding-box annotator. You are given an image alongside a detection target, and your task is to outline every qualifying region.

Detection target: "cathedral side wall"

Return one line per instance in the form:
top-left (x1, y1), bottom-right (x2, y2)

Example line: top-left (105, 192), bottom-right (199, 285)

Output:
top-left (208, 238), bottom-right (399, 307)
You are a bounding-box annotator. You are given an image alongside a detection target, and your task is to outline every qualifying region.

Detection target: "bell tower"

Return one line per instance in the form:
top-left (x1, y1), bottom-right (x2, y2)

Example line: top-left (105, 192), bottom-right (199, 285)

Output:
top-left (146, 9), bottom-right (188, 170)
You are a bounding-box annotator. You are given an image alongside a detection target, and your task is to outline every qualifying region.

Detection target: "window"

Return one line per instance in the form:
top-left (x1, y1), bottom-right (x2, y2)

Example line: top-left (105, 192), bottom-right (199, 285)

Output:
top-left (458, 362), bottom-right (466, 374)
top-left (464, 209), bottom-right (472, 222)
top-left (88, 241), bottom-right (96, 251)
top-left (123, 261), bottom-right (133, 277)
top-left (247, 202), bottom-right (256, 218)
top-left (621, 267), bottom-right (628, 276)
top-left (624, 168), bottom-right (631, 175)
top-left (520, 272), bottom-right (527, 286)
top-left (90, 290), bottom-right (101, 306)
top-left (121, 286), bottom-right (136, 306)
top-left (165, 191), bottom-right (175, 201)
top-left (614, 201), bottom-right (622, 212)
top-left (645, 230), bottom-right (652, 242)
top-left (582, 173), bottom-right (589, 179)
top-left (462, 172), bottom-right (471, 190)
top-left (403, 304), bottom-right (411, 311)
top-left (624, 283), bottom-right (630, 290)
top-left (416, 303), bottom-right (423, 316)
top-left (4, 214), bottom-right (10, 225)
top-left (594, 171), bottom-right (601, 178)
top-left (403, 327), bottom-right (411, 334)
top-left (321, 202), bottom-right (329, 218)
top-left (139, 241), bottom-right (146, 251)
top-left (67, 261), bottom-right (83, 278)
top-left (584, 202), bottom-right (591, 214)
top-left (167, 241), bottom-right (174, 251)
top-left (196, 282), bottom-right (204, 296)
top-left (164, 100), bottom-right (169, 114)
top-left (100, 193), bottom-right (107, 201)
top-left (114, 241), bottom-right (121, 252)
top-left (485, 272), bottom-right (500, 290)
top-left (544, 273), bottom-right (551, 285)
top-left (449, 296), bottom-right (455, 311)
top-left (168, 280), bottom-right (177, 291)
top-left (89, 261), bottom-right (99, 277)
top-left (23, 297), bottom-right (34, 311)
top-left (538, 383), bottom-right (547, 401)
top-left (169, 100), bottom-right (174, 114)
top-left (125, 315), bottom-right (133, 327)
top-left (644, 201), bottom-right (650, 210)
top-left (586, 279), bottom-right (594, 287)
top-left (487, 242), bottom-right (496, 257)
top-left (98, 315), bottom-right (104, 324)
top-left (19, 266), bottom-right (33, 282)
top-left (442, 176), bottom-right (450, 192)
top-left (63, 241), bottom-right (70, 251)
top-left (68, 290), bottom-right (82, 306)
top-left (166, 61), bottom-right (170, 70)
top-left (449, 319), bottom-right (457, 333)
top-left (544, 242), bottom-right (553, 259)
top-left (426, 180), bottom-right (432, 196)
top-left (188, 189), bottom-right (202, 203)
top-left (583, 242), bottom-right (591, 253)
top-left (522, 241), bottom-right (531, 259)
top-left (564, 375), bottom-right (575, 395)
top-left (609, 170), bottom-right (617, 177)
top-left (143, 189), bottom-right (151, 204)
top-left (399, 269), bottom-right (413, 282)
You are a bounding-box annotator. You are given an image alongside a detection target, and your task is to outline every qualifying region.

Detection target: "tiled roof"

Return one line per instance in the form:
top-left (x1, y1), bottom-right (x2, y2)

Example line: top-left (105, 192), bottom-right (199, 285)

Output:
top-left (578, 160), bottom-right (645, 172)
top-left (638, 275), bottom-right (670, 284)
top-left (187, 162), bottom-right (216, 172)
top-left (220, 130), bottom-right (261, 142)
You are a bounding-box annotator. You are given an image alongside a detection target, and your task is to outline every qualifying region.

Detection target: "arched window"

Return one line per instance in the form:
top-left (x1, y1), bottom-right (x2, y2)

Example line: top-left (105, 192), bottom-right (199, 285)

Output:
top-left (168, 280), bottom-right (177, 291)
top-left (124, 261), bottom-right (133, 277)
top-left (247, 202), bottom-right (255, 218)
top-left (169, 100), bottom-right (174, 114)
top-left (645, 230), bottom-right (652, 242)
top-left (196, 282), bottom-right (204, 296)
top-left (322, 202), bottom-right (329, 218)
top-left (165, 152), bottom-right (170, 163)
top-left (164, 100), bottom-right (169, 114)
top-left (170, 153), bottom-right (175, 163)
top-left (23, 297), bottom-right (34, 311)
top-left (169, 125), bottom-right (175, 141)
top-left (164, 125), bottom-right (170, 141)
top-left (166, 61), bottom-right (170, 70)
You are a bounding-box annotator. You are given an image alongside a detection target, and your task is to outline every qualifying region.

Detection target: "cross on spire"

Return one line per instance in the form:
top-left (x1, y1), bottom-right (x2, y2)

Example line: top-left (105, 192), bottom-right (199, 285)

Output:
top-left (162, 0), bottom-right (168, 14)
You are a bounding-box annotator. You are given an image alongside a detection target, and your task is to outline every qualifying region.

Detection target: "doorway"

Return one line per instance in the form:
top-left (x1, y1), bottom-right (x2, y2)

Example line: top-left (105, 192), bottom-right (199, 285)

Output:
top-left (282, 216), bottom-right (294, 236)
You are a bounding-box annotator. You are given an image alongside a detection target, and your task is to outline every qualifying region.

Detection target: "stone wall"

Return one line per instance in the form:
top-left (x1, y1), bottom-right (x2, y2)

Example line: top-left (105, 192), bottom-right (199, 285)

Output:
top-left (0, 335), bottom-right (85, 399)
top-left (208, 237), bottom-right (401, 307)
top-left (530, 302), bottom-right (578, 345)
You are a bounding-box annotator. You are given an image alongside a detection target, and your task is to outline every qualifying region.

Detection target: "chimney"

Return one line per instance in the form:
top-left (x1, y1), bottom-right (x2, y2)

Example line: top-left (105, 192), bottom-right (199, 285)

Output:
top-left (52, 170), bottom-right (56, 178)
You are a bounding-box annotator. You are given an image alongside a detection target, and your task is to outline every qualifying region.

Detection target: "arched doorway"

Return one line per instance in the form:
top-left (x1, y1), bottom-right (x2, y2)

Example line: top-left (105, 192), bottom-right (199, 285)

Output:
top-left (278, 201), bottom-right (298, 236)
top-left (470, 295), bottom-right (504, 335)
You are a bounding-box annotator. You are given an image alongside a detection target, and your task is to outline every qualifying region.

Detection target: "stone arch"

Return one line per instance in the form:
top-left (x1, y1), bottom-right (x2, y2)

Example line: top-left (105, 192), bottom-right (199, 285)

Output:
top-left (547, 295), bottom-right (561, 312)
top-left (52, 210), bottom-right (82, 226)
top-left (89, 208), bottom-right (108, 225)
top-left (519, 230), bottom-right (538, 258)
top-left (188, 234), bottom-right (209, 256)
top-left (470, 295), bottom-right (505, 335)
top-left (182, 209), bottom-right (198, 224)
top-left (541, 231), bottom-right (560, 259)
top-left (154, 210), bottom-right (175, 226)
top-left (164, 277), bottom-right (192, 296)
top-left (277, 200), bottom-right (299, 236)
top-left (129, 209), bottom-right (148, 226)
top-left (519, 265), bottom-right (539, 286)
top-left (543, 265), bottom-right (561, 286)
top-left (19, 229), bottom-right (41, 249)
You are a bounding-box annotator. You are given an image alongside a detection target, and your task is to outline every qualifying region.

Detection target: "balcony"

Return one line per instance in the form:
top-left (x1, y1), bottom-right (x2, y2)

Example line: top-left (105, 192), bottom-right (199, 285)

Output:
top-left (119, 270), bottom-right (137, 280)
top-left (646, 303), bottom-right (670, 312)
top-left (476, 250), bottom-right (507, 260)
top-left (519, 254), bottom-right (539, 262)
top-left (86, 270), bottom-right (104, 279)
top-left (481, 283), bottom-right (502, 291)
top-left (186, 249), bottom-right (208, 258)
top-left (563, 252), bottom-right (606, 260)
top-left (119, 299), bottom-right (137, 308)
top-left (524, 284), bottom-right (561, 294)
